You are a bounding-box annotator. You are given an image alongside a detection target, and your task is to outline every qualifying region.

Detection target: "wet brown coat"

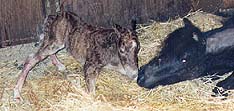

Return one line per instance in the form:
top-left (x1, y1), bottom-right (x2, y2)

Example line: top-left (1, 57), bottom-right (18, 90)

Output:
top-left (13, 11), bottom-right (140, 102)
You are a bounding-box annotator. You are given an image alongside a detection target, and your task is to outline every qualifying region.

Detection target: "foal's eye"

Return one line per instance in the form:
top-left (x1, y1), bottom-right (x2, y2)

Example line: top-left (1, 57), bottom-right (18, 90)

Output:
top-left (120, 47), bottom-right (125, 53)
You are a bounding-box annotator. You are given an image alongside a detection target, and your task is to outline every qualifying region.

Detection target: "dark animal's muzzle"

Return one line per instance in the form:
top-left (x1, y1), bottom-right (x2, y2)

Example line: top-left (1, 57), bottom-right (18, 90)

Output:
top-left (137, 68), bottom-right (156, 89)
top-left (137, 76), bottom-right (156, 89)
top-left (137, 72), bottom-right (144, 87)
top-left (137, 75), bottom-right (146, 87)
top-left (137, 61), bottom-right (184, 89)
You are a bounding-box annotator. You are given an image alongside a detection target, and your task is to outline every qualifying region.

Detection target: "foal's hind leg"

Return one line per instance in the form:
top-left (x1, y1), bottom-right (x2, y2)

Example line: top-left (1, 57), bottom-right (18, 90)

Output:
top-left (13, 42), bottom-right (65, 102)
top-left (50, 54), bottom-right (66, 71)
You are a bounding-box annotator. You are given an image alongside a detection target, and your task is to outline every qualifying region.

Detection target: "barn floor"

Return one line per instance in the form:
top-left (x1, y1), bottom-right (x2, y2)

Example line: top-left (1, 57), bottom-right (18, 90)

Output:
top-left (1, 11), bottom-right (234, 111)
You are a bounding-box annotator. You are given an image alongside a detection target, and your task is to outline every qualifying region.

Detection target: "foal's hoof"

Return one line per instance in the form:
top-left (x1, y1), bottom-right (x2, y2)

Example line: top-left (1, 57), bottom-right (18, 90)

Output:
top-left (13, 96), bottom-right (24, 103)
top-left (13, 88), bottom-right (24, 103)
top-left (58, 64), bottom-right (66, 71)
top-left (17, 64), bottom-right (24, 70)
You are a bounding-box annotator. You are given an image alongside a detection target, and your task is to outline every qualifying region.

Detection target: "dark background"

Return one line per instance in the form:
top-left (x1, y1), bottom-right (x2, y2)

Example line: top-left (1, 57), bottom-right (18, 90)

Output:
top-left (0, 0), bottom-right (233, 47)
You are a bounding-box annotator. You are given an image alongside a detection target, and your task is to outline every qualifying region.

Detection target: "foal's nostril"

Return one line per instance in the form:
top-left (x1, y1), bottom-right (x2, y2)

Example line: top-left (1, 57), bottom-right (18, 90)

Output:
top-left (132, 74), bottom-right (138, 80)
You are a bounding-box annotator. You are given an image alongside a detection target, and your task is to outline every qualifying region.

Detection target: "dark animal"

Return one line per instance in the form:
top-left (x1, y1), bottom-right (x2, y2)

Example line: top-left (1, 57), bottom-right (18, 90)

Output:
top-left (137, 17), bottom-right (234, 95)
top-left (13, 10), bottom-right (140, 102)
top-left (216, 8), bottom-right (234, 17)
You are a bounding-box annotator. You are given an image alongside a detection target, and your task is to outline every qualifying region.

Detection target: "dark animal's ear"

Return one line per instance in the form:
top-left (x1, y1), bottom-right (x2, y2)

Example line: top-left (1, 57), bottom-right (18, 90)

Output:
top-left (130, 18), bottom-right (138, 36)
top-left (131, 18), bottom-right (137, 31)
top-left (183, 18), bottom-right (193, 28)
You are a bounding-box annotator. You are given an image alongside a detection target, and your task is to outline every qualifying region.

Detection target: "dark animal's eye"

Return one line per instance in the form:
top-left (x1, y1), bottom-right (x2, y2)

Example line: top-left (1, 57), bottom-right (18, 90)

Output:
top-left (181, 52), bottom-right (190, 63)
top-left (182, 59), bottom-right (186, 63)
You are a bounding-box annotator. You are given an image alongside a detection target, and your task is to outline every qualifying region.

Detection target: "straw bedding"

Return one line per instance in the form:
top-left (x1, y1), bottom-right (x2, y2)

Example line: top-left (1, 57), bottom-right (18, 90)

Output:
top-left (0, 11), bottom-right (234, 111)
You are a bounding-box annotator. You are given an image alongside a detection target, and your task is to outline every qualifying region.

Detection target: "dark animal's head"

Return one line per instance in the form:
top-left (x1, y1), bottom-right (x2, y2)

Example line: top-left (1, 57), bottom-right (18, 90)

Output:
top-left (137, 18), bottom-right (206, 88)
top-left (113, 24), bottom-right (140, 80)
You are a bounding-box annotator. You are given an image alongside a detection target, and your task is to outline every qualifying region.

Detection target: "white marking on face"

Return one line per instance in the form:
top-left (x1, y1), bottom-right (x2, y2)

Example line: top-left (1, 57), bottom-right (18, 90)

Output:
top-left (39, 33), bottom-right (45, 40)
top-left (131, 40), bottom-right (137, 49)
top-left (120, 47), bottom-right (125, 52)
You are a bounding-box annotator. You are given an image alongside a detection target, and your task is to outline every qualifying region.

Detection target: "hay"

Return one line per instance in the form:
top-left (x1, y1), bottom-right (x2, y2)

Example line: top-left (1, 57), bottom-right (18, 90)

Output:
top-left (1, 11), bottom-right (234, 111)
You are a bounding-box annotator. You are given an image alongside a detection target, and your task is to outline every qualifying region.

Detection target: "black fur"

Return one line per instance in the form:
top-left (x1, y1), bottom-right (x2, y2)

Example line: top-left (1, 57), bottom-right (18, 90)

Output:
top-left (137, 17), bottom-right (234, 96)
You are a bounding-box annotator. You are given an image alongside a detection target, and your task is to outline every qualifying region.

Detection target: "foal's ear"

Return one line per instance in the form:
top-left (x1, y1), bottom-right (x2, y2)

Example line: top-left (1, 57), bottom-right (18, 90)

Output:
top-left (113, 24), bottom-right (125, 34)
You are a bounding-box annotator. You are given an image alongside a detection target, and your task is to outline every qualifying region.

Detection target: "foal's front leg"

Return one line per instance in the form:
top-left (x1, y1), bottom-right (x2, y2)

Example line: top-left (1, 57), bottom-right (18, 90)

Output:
top-left (84, 65), bottom-right (100, 95)
top-left (84, 54), bottom-right (103, 95)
